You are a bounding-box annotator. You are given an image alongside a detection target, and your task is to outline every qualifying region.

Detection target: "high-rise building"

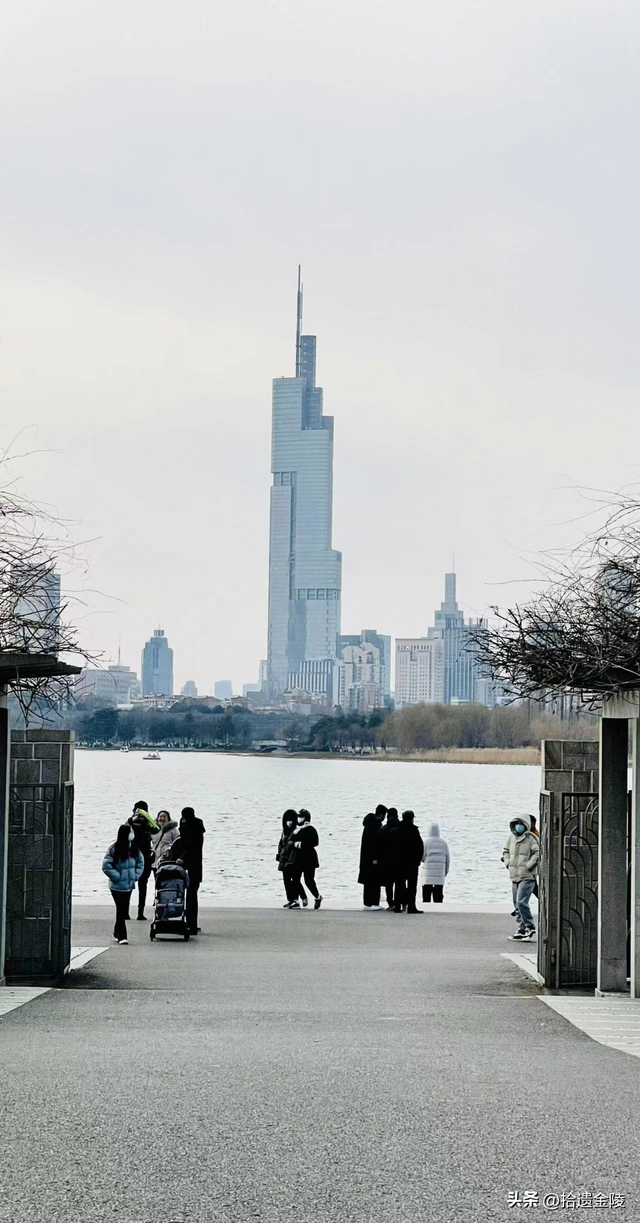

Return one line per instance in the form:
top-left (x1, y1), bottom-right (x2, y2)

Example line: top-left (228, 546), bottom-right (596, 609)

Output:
top-left (141, 628), bottom-right (173, 697)
top-left (395, 572), bottom-right (494, 708)
top-left (214, 680), bottom-right (233, 700)
top-left (15, 567), bottom-right (61, 653)
top-left (181, 680), bottom-right (198, 698)
top-left (395, 637), bottom-right (444, 707)
top-left (339, 640), bottom-right (384, 712)
top-left (266, 269), bottom-right (342, 704)
top-left (340, 630), bottom-right (391, 704)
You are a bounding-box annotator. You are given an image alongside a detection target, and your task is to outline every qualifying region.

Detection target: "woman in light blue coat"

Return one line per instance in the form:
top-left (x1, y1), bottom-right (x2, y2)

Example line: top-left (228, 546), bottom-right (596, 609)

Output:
top-left (421, 823), bottom-right (450, 903)
top-left (102, 825), bottom-right (145, 944)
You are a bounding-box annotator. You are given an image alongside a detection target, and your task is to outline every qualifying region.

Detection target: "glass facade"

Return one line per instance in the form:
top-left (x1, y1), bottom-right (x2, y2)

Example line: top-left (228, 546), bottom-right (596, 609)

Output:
top-left (267, 292), bottom-right (342, 701)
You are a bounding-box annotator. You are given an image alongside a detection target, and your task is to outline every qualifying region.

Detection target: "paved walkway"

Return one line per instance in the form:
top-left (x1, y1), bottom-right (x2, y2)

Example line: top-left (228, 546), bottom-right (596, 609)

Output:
top-left (1, 907), bottom-right (640, 1222)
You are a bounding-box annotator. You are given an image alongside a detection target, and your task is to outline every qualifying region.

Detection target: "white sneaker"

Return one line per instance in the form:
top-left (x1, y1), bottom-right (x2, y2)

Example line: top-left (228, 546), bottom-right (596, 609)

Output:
top-left (370, 905), bottom-right (382, 911)
top-left (363, 905), bottom-right (372, 909)
top-left (118, 939), bottom-right (129, 945)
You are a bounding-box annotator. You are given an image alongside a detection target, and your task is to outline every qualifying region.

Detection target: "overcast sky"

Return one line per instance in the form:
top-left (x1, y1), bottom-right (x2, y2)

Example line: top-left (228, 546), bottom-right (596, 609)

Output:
top-left (1, 0), bottom-right (639, 693)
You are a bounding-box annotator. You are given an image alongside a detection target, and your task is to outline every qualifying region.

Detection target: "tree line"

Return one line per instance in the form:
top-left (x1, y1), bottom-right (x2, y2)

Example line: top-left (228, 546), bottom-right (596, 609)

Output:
top-left (42, 699), bottom-right (597, 753)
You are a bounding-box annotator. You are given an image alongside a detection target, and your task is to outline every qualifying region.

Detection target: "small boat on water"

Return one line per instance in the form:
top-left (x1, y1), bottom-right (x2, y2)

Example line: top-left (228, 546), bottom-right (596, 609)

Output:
top-left (120, 746), bottom-right (129, 753)
top-left (143, 751), bottom-right (161, 761)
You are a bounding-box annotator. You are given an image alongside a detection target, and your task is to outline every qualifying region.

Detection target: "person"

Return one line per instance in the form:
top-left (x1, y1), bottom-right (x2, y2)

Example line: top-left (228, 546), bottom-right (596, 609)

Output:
top-left (292, 809), bottom-right (323, 909)
top-left (421, 822), bottom-right (450, 903)
top-left (152, 810), bottom-right (179, 871)
top-left (392, 810), bottom-right (424, 913)
top-left (377, 808), bottom-right (400, 909)
top-left (176, 806), bottom-right (206, 935)
top-left (358, 805), bottom-right (387, 909)
top-left (102, 825), bottom-right (144, 944)
top-left (276, 810), bottom-right (302, 907)
top-left (128, 800), bottom-right (159, 921)
top-left (503, 814), bottom-right (539, 941)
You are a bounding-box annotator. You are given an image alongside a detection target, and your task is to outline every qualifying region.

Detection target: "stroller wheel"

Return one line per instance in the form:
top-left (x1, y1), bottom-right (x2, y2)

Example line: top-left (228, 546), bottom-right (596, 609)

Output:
top-left (150, 925), bottom-right (156, 941)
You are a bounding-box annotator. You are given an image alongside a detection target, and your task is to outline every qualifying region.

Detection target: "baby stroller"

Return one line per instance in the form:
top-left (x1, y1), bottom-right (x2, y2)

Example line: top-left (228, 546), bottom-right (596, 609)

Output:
top-left (150, 863), bottom-right (190, 941)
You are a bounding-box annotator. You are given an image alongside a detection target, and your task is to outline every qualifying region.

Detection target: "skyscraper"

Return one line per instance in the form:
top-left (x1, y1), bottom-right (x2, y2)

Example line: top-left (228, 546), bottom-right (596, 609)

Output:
top-left (141, 628), bottom-right (173, 697)
top-left (431, 572), bottom-right (485, 704)
top-left (266, 270), bottom-right (342, 702)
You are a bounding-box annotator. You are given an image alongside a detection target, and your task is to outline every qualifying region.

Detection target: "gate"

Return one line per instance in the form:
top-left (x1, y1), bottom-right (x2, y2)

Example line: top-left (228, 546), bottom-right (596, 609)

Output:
top-left (5, 780), bottom-right (74, 983)
top-left (557, 793), bottom-right (599, 988)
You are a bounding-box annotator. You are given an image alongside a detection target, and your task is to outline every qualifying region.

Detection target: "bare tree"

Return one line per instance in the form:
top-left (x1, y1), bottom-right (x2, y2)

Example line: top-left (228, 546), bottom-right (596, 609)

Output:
top-left (0, 454), bottom-right (90, 718)
top-left (472, 489), bottom-right (640, 708)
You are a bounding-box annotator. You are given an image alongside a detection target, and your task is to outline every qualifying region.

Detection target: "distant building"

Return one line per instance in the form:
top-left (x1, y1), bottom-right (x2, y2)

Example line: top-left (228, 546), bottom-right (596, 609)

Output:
top-left (15, 568), bottom-right (61, 653)
top-left (214, 680), bottom-right (233, 700)
top-left (395, 638), bottom-right (444, 707)
top-left (340, 630), bottom-right (391, 705)
top-left (395, 572), bottom-right (495, 709)
top-left (75, 663), bottom-right (139, 707)
top-left (339, 640), bottom-right (384, 712)
top-left (286, 658), bottom-right (339, 706)
top-left (141, 628), bottom-right (173, 697)
top-left (266, 270), bottom-right (342, 704)
top-left (181, 680), bottom-right (198, 698)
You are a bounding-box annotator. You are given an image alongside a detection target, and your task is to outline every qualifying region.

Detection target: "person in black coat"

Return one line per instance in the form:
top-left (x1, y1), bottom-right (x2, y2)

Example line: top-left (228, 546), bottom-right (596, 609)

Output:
top-left (292, 809), bottom-right (323, 909)
top-left (276, 809), bottom-right (302, 907)
top-left (377, 807), bottom-right (400, 909)
top-left (128, 799), bottom-right (159, 921)
top-left (358, 805), bottom-right (387, 909)
top-left (392, 810), bottom-right (424, 913)
top-left (176, 806), bottom-right (206, 934)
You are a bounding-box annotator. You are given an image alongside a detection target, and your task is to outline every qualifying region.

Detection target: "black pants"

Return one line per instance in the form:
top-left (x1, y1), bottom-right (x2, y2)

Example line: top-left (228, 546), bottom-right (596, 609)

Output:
top-left (111, 890), bottom-right (132, 941)
top-left (291, 866), bottom-right (318, 901)
top-left (395, 870), bottom-right (419, 911)
top-left (283, 869), bottom-right (301, 903)
top-left (385, 877), bottom-right (395, 907)
top-left (363, 880), bottom-right (381, 907)
top-left (137, 856), bottom-right (152, 916)
top-left (186, 878), bottom-right (200, 932)
top-left (423, 884), bottom-right (444, 903)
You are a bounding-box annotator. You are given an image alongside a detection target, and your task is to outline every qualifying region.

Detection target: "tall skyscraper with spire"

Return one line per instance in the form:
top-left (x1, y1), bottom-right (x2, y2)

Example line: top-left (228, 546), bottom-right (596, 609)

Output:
top-left (266, 270), bottom-right (342, 703)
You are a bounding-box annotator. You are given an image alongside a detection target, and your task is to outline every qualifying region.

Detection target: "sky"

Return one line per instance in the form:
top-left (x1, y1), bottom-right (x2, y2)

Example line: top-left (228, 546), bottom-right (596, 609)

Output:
top-left (1, 0), bottom-right (640, 694)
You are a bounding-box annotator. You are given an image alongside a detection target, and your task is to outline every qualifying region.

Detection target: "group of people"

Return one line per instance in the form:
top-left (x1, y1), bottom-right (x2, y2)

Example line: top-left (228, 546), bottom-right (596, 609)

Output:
top-left (102, 801), bottom-right (206, 944)
top-left (358, 805), bottom-right (450, 912)
top-left (276, 809), bottom-right (323, 908)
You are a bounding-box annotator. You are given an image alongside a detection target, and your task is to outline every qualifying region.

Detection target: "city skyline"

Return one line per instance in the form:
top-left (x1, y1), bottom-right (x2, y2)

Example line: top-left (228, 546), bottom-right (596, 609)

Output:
top-left (4, 2), bottom-right (639, 693)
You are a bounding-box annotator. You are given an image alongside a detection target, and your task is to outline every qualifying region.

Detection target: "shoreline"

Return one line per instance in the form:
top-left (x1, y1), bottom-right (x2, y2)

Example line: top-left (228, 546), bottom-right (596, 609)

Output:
top-left (76, 745), bottom-right (540, 765)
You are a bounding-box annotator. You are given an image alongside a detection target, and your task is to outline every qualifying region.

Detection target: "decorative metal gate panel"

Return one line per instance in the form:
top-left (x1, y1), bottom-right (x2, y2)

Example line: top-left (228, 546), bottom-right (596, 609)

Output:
top-left (5, 781), bottom-right (74, 982)
top-left (557, 794), bottom-right (599, 988)
top-left (538, 790), bottom-right (552, 983)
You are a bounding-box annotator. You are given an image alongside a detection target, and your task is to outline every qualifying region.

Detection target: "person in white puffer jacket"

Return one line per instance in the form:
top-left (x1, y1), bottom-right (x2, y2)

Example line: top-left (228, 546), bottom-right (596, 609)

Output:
top-left (503, 814), bottom-right (539, 942)
top-left (421, 823), bottom-right (450, 903)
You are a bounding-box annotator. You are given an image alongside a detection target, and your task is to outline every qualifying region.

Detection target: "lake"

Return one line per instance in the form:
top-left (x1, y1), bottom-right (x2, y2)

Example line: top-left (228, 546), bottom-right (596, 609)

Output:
top-left (73, 750), bottom-right (540, 906)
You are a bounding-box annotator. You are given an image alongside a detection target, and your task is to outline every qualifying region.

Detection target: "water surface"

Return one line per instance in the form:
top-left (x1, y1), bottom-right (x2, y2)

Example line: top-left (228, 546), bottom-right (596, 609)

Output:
top-left (73, 751), bottom-right (539, 905)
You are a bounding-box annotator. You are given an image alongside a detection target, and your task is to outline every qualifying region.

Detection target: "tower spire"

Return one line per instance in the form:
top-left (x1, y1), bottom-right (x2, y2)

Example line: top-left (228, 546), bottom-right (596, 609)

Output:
top-left (295, 264), bottom-right (303, 376)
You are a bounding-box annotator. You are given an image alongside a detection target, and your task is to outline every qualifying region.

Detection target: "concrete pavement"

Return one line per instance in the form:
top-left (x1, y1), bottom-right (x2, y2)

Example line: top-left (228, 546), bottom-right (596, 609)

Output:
top-left (0, 906), bottom-right (639, 1222)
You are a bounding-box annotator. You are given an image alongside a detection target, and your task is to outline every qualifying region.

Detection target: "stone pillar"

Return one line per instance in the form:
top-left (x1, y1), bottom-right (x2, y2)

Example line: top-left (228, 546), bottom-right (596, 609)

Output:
top-left (598, 716), bottom-right (629, 993)
top-left (6, 729), bottom-right (74, 983)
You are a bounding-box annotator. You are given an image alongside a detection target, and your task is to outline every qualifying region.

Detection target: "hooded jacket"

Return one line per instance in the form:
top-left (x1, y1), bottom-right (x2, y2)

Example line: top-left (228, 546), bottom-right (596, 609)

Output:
top-left (503, 815), bottom-right (539, 882)
top-left (276, 815), bottom-right (298, 873)
top-left (152, 821), bottom-right (180, 868)
top-left (102, 845), bottom-right (145, 892)
top-left (421, 823), bottom-right (450, 886)
top-left (358, 813), bottom-right (383, 884)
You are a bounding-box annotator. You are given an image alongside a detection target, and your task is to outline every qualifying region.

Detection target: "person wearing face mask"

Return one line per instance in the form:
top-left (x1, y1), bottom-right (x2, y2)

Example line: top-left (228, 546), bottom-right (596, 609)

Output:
top-left (503, 815), bottom-right (539, 941)
top-left (292, 809), bottom-right (322, 910)
top-left (276, 809), bottom-right (302, 907)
